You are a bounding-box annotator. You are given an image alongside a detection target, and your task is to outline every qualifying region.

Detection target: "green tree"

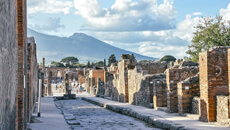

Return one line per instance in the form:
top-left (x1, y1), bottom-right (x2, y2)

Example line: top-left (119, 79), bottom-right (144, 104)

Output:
top-left (160, 55), bottom-right (176, 62)
top-left (60, 56), bottom-right (79, 64)
top-left (95, 61), bottom-right (104, 67)
top-left (108, 54), bottom-right (116, 66)
top-left (104, 58), bottom-right (106, 66)
top-left (185, 15), bottom-right (230, 62)
top-left (51, 61), bottom-right (65, 67)
top-left (87, 61), bottom-right (91, 68)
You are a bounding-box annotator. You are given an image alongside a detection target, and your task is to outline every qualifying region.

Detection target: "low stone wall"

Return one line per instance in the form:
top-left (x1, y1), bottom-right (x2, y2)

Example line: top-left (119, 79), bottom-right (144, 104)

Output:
top-left (217, 96), bottom-right (230, 125)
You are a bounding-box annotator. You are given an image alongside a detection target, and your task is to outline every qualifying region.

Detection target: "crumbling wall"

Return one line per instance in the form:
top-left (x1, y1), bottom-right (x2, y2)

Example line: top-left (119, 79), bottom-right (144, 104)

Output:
top-left (166, 66), bottom-right (199, 113)
top-left (199, 47), bottom-right (229, 122)
top-left (0, 0), bottom-right (17, 129)
top-left (178, 74), bottom-right (199, 114)
top-left (128, 66), bottom-right (151, 107)
top-left (104, 73), bottom-right (114, 98)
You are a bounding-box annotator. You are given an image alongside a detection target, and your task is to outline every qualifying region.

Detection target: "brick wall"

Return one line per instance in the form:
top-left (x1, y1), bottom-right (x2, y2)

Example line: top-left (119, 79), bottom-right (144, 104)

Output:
top-left (199, 47), bottom-right (229, 122)
top-left (177, 74), bottom-right (199, 114)
top-left (166, 67), bottom-right (199, 113)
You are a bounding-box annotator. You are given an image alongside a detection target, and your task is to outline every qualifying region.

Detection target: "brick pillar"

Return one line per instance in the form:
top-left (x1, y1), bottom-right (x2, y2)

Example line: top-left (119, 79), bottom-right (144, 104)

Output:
top-left (47, 70), bottom-right (52, 96)
top-left (15, 0), bottom-right (26, 129)
top-left (64, 74), bottom-right (69, 94)
top-left (199, 47), bottom-right (229, 122)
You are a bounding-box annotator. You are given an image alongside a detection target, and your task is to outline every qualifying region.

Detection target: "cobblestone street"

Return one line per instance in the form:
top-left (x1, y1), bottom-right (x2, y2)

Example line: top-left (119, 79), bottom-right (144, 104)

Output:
top-left (55, 98), bottom-right (161, 130)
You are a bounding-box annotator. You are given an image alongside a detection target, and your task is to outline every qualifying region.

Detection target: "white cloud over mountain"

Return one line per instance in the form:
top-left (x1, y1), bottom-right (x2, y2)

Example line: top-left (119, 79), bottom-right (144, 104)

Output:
top-left (28, 0), bottom-right (74, 15)
top-left (29, 17), bottom-right (65, 32)
top-left (74, 0), bottom-right (177, 31)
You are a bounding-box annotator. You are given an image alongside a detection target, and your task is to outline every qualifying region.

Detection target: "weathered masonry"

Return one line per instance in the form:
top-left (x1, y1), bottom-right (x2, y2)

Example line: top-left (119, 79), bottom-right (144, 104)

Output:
top-left (0, 0), bottom-right (39, 129)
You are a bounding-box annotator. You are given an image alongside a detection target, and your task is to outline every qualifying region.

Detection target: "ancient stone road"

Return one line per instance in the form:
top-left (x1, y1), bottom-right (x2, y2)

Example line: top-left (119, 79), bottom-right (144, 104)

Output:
top-left (55, 98), bottom-right (161, 130)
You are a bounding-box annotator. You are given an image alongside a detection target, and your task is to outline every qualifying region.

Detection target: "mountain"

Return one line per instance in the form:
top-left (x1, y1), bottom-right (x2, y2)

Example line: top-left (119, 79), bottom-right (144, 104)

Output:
top-left (27, 29), bottom-right (156, 64)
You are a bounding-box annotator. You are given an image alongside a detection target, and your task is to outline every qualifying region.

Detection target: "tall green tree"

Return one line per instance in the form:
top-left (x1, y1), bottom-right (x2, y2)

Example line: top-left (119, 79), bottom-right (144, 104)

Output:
top-left (60, 56), bottom-right (79, 64)
top-left (104, 58), bottom-right (106, 66)
top-left (108, 54), bottom-right (116, 66)
top-left (87, 61), bottom-right (90, 68)
top-left (185, 15), bottom-right (230, 62)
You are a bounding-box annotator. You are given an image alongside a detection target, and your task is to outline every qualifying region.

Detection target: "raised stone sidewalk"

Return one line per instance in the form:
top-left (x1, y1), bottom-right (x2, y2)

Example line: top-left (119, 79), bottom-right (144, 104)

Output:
top-left (82, 96), bottom-right (230, 130)
top-left (27, 97), bottom-right (71, 130)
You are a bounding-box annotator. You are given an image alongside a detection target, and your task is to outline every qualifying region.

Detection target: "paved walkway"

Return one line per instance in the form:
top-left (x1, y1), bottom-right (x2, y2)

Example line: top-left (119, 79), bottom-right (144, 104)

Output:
top-left (80, 93), bottom-right (230, 130)
top-left (28, 97), bottom-right (71, 130)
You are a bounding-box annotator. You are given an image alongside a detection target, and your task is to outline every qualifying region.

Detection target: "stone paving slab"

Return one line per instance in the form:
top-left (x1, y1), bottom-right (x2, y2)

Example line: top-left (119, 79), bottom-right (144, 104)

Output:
top-left (82, 96), bottom-right (230, 130)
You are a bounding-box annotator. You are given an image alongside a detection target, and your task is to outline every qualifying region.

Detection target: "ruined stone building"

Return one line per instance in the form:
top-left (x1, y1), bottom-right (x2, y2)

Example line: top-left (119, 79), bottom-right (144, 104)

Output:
top-left (0, 0), bottom-right (39, 129)
top-left (85, 51), bottom-right (230, 125)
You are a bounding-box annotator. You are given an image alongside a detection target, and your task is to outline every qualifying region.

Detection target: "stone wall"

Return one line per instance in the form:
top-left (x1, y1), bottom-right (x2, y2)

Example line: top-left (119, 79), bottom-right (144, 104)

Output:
top-left (128, 66), bottom-right (151, 107)
top-left (199, 47), bottom-right (229, 122)
top-left (217, 96), bottom-right (230, 125)
top-left (166, 66), bottom-right (199, 113)
top-left (0, 0), bottom-right (17, 129)
top-left (177, 74), bottom-right (199, 114)
top-left (112, 59), bottom-right (129, 102)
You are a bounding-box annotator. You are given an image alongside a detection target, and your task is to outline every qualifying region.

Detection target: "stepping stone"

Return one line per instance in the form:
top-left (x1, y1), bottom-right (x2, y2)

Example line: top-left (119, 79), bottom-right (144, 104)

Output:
top-left (65, 115), bottom-right (76, 120)
top-left (67, 120), bottom-right (81, 125)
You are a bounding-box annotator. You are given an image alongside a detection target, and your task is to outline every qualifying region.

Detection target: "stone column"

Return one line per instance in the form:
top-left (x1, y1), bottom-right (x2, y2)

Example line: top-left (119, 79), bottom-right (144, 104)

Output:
top-left (41, 72), bottom-right (44, 97)
top-left (47, 70), bottom-right (52, 96)
top-left (42, 58), bottom-right (45, 73)
top-left (64, 74), bottom-right (69, 94)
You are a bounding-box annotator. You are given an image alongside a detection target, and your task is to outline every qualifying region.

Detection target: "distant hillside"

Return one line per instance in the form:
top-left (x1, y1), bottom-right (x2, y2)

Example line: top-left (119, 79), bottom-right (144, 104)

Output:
top-left (27, 29), bottom-right (156, 64)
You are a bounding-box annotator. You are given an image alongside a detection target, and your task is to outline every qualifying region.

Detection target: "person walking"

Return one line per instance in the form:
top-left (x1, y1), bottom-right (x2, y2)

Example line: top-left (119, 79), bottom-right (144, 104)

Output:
top-left (76, 84), bottom-right (79, 94)
top-left (79, 85), bottom-right (83, 93)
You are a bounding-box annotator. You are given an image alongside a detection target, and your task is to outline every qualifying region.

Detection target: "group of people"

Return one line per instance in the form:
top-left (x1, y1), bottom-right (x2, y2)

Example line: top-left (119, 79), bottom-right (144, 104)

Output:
top-left (55, 82), bottom-right (83, 94)
top-left (74, 83), bottom-right (83, 94)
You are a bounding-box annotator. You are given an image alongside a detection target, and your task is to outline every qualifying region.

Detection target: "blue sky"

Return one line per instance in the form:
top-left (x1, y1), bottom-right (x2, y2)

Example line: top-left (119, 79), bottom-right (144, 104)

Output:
top-left (27, 0), bottom-right (230, 59)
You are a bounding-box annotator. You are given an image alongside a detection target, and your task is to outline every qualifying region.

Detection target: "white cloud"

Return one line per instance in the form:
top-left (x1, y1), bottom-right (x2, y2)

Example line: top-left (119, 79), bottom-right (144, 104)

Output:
top-left (29, 17), bottom-right (65, 32)
top-left (173, 14), bottom-right (201, 41)
top-left (74, 0), bottom-right (177, 31)
top-left (220, 3), bottom-right (230, 21)
top-left (28, 0), bottom-right (74, 15)
top-left (139, 42), bottom-right (188, 58)
top-left (192, 12), bottom-right (202, 16)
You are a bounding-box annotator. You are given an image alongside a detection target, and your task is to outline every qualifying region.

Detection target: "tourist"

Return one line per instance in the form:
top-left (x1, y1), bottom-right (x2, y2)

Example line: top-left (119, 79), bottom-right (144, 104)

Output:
top-left (76, 84), bottom-right (79, 94)
top-left (79, 85), bottom-right (83, 93)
